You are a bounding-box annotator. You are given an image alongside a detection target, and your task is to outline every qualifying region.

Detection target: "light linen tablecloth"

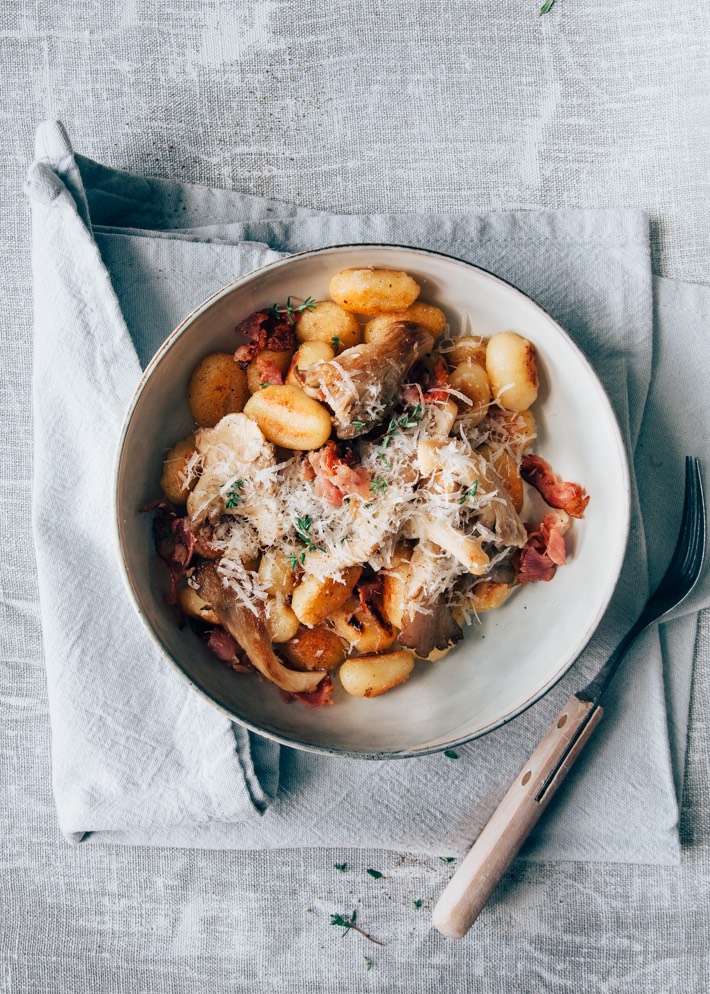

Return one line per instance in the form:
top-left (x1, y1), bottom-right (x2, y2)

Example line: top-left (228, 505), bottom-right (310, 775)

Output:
top-left (25, 120), bottom-right (709, 863)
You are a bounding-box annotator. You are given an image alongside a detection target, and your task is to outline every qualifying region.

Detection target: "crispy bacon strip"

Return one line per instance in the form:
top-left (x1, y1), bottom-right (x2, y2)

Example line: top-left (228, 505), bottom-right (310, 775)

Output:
top-left (233, 310), bottom-right (296, 368)
top-left (521, 455), bottom-right (590, 519)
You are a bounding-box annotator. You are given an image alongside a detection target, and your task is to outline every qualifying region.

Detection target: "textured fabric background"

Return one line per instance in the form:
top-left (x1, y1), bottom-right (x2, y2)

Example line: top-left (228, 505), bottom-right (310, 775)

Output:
top-left (1, 2), bottom-right (709, 992)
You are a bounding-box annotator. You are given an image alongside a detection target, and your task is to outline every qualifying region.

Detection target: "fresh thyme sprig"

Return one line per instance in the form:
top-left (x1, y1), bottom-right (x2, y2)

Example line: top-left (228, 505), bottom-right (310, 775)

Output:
top-left (458, 481), bottom-right (478, 505)
top-left (295, 514), bottom-right (325, 553)
top-left (369, 478), bottom-right (388, 495)
top-left (224, 480), bottom-right (244, 509)
top-left (379, 406), bottom-right (423, 451)
top-left (268, 296), bottom-right (317, 325)
top-left (329, 910), bottom-right (385, 946)
top-left (331, 336), bottom-right (341, 353)
top-left (351, 419), bottom-right (366, 431)
top-left (413, 899), bottom-right (423, 910)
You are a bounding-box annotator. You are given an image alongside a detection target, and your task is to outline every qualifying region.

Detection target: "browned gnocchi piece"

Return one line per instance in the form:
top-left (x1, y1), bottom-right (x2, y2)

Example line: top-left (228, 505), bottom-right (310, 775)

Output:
top-left (448, 360), bottom-right (491, 425)
top-left (469, 580), bottom-right (514, 612)
top-left (296, 300), bottom-right (361, 350)
top-left (188, 353), bottom-right (249, 428)
top-left (330, 597), bottom-right (397, 654)
top-left (364, 302), bottom-right (447, 343)
top-left (486, 332), bottom-right (539, 411)
top-left (243, 384), bottom-right (332, 450)
top-left (286, 341), bottom-right (335, 385)
top-left (328, 268), bottom-right (420, 316)
top-left (266, 598), bottom-right (300, 643)
top-left (445, 335), bottom-right (488, 367)
top-left (486, 408), bottom-right (537, 454)
top-left (281, 624), bottom-right (347, 671)
top-left (291, 565), bottom-right (363, 627)
top-left (339, 650), bottom-right (415, 698)
top-left (246, 349), bottom-right (294, 394)
top-left (160, 433), bottom-right (196, 504)
top-left (258, 549), bottom-right (296, 598)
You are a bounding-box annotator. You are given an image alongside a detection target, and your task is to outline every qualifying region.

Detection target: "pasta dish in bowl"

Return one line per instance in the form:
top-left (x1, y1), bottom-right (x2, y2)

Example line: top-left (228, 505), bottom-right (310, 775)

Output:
top-left (115, 245), bottom-right (629, 757)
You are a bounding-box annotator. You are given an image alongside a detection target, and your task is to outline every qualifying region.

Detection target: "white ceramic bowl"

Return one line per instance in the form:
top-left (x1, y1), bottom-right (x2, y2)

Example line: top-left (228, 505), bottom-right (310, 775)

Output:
top-left (114, 245), bottom-right (630, 758)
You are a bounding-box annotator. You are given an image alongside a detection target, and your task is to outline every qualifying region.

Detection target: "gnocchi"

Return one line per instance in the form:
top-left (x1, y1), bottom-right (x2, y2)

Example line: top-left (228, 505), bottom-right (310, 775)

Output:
top-left (160, 433), bottom-right (196, 504)
top-left (188, 353), bottom-right (249, 427)
top-left (486, 332), bottom-right (539, 411)
top-left (364, 302), bottom-right (447, 343)
top-left (448, 361), bottom-right (491, 425)
top-left (281, 625), bottom-right (347, 671)
top-left (291, 565), bottom-right (362, 627)
top-left (296, 300), bottom-right (361, 350)
top-left (244, 384), bottom-right (332, 450)
top-left (286, 341), bottom-right (335, 385)
top-left (339, 650), bottom-right (415, 698)
top-left (328, 268), bottom-right (420, 315)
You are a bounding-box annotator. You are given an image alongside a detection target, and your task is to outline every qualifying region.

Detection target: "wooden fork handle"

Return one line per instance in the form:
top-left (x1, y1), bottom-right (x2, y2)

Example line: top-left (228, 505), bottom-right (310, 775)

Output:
top-left (432, 694), bottom-right (603, 939)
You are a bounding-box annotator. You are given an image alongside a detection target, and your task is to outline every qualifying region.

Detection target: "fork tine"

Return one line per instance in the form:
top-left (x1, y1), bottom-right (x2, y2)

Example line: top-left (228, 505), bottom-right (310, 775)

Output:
top-left (655, 458), bottom-right (704, 597)
top-left (660, 458), bottom-right (697, 581)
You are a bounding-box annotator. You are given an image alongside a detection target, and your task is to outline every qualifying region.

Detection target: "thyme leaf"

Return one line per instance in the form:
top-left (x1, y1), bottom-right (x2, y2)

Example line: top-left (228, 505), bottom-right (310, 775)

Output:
top-left (331, 336), bottom-right (341, 352)
top-left (351, 419), bottom-right (366, 431)
top-left (444, 749), bottom-right (459, 759)
top-left (459, 480), bottom-right (479, 504)
top-left (334, 862), bottom-right (348, 872)
top-left (366, 869), bottom-right (384, 879)
top-left (540, 0), bottom-right (556, 12)
top-left (369, 478), bottom-right (388, 495)
top-left (413, 899), bottom-right (423, 909)
top-left (439, 857), bottom-right (456, 863)
top-left (224, 480), bottom-right (244, 509)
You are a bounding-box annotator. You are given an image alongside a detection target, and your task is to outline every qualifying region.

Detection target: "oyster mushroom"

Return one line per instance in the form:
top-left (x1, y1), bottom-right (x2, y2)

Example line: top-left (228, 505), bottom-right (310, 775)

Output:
top-left (394, 542), bottom-right (463, 658)
top-left (195, 564), bottom-right (326, 695)
top-left (298, 321), bottom-right (434, 438)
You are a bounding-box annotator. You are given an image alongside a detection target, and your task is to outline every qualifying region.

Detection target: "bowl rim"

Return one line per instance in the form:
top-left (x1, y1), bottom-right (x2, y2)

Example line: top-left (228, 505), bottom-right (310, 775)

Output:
top-left (113, 242), bottom-right (631, 759)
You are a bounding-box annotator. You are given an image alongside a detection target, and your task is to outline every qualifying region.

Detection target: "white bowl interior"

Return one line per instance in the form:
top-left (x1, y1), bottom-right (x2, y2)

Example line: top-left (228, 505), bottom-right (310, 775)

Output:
top-left (115, 246), bottom-right (629, 756)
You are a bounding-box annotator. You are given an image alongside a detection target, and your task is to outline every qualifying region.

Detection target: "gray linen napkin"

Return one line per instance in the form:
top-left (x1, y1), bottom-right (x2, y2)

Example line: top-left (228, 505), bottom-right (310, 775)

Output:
top-left (26, 120), bottom-right (709, 861)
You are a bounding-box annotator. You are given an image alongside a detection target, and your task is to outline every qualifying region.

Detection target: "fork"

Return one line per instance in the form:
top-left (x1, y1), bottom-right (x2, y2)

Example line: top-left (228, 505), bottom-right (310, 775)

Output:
top-left (433, 457), bottom-right (706, 939)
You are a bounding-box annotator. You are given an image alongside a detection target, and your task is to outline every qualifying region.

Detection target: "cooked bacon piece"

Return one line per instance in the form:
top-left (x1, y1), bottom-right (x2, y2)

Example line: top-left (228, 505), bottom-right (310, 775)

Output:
top-left (207, 626), bottom-right (238, 661)
top-left (521, 455), bottom-right (590, 519)
top-left (233, 310), bottom-right (296, 368)
top-left (142, 500), bottom-right (196, 606)
top-left (256, 359), bottom-right (284, 387)
top-left (307, 441), bottom-right (371, 507)
top-left (517, 541), bottom-right (556, 584)
top-left (540, 510), bottom-right (571, 567)
top-left (403, 358), bottom-right (449, 406)
top-left (423, 357), bottom-right (450, 403)
top-left (292, 675), bottom-right (334, 708)
top-left (517, 511), bottom-right (571, 584)
top-left (205, 627), bottom-right (253, 672)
